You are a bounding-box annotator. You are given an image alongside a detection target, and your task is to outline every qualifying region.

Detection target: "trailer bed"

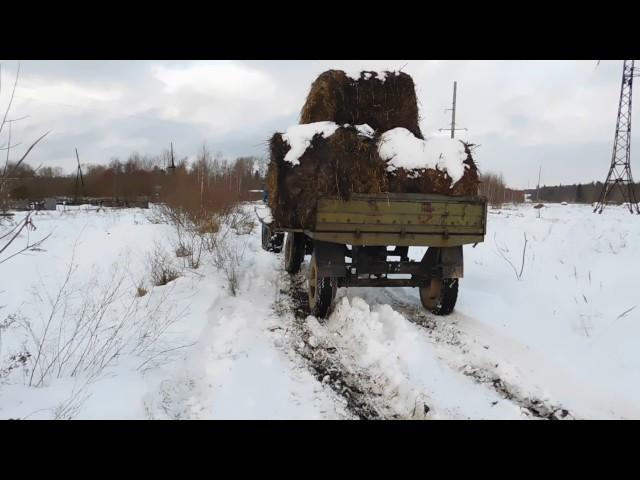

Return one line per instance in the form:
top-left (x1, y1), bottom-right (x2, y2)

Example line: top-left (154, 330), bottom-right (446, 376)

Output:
top-left (305, 193), bottom-right (487, 247)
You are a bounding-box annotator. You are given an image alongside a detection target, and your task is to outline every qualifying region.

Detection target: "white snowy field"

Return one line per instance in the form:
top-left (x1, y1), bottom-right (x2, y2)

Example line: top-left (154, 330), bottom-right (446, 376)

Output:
top-left (0, 202), bottom-right (638, 419)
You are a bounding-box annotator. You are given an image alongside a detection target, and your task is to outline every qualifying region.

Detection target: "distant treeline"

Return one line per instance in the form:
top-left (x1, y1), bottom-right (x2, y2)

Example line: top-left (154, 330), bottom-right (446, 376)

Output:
top-left (2, 147), bottom-right (267, 207)
top-left (7, 153), bottom-right (555, 209)
top-left (524, 181), bottom-right (640, 204)
top-left (478, 172), bottom-right (524, 205)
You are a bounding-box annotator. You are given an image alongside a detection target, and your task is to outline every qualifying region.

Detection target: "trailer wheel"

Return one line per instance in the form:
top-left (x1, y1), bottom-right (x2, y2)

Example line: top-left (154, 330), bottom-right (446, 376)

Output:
top-left (420, 278), bottom-right (458, 315)
top-left (261, 224), bottom-right (283, 253)
top-left (261, 224), bottom-right (270, 251)
top-left (284, 232), bottom-right (305, 274)
top-left (308, 253), bottom-right (336, 319)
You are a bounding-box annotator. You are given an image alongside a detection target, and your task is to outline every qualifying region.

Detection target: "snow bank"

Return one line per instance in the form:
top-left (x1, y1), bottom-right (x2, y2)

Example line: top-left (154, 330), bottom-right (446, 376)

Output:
top-left (378, 128), bottom-right (468, 183)
top-left (5, 202), bottom-right (638, 419)
top-left (313, 296), bottom-right (524, 419)
top-left (0, 205), bottom-right (346, 420)
top-left (406, 203), bottom-right (640, 419)
top-left (255, 204), bottom-right (273, 224)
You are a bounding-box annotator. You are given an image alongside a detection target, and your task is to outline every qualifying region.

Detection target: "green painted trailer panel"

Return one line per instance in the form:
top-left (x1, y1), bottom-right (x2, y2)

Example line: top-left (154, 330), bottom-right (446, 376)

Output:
top-left (312, 193), bottom-right (487, 246)
top-left (307, 232), bottom-right (485, 247)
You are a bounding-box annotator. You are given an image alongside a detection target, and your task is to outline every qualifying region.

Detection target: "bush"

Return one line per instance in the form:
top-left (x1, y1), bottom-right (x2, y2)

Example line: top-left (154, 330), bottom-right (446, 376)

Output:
top-left (212, 240), bottom-right (241, 296)
top-left (3, 256), bottom-right (184, 390)
top-left (227, 207), bottom-right (255, 236)
top-left (209, 221), bottom-right (250, 296)
top-left (149, 244), bottom-right (181, 286)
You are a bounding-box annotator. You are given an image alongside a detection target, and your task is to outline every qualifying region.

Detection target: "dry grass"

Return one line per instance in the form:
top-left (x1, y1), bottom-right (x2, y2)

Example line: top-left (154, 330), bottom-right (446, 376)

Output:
top-left (136, 284), bottom-right (148, 297)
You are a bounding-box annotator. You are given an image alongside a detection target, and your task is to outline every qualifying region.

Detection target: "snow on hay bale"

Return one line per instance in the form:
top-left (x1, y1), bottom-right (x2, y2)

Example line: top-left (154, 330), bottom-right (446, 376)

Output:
top-left (267, 123), bottom-right (479, 229)
top-left (267, 124), bottom-right (388, 229)
top-left (299, 70), bottom-right (424, 139)
top-left (380, 128), bottom-right (479, 197)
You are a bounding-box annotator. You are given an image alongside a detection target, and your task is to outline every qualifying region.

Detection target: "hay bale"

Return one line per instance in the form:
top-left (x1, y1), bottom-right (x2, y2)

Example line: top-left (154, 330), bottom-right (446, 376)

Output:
top-left (269, 67), bottom-right (480, 229)
top-left (450, 144), bottom-right (480, 196)
top-left (267, 126), bottom-right (388, 229)
top-left (268, 125), bottom-right (480, 229)
top-left (353, 71), bottom-right (423, 139)
top-left (300, 70), bottom-right (423, 139)
top-left (387, 168), bottom-right (454, 195)
top-left (387, 142), bottom-right (479, 197)
top-left (299, 70), bottom-right (353, 126)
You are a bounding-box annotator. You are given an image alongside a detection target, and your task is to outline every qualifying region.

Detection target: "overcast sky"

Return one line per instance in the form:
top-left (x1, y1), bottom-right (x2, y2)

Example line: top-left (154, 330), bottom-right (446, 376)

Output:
top-left (0, 60), bottom-right (635, 189)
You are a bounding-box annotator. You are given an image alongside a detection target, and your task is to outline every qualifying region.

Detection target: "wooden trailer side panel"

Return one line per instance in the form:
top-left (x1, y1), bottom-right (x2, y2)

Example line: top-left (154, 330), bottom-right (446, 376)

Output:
top-left (313, 193), bottom-right (487, 246)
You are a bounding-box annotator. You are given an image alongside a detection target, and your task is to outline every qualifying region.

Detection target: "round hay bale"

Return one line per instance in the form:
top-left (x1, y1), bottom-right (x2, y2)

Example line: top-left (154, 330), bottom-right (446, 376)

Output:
top-left (352, 71), bottom-right (424, 139)
top-left (299, 70), bottom-right (354, 126)
top-left (299, 70), bottom-right (424, 139)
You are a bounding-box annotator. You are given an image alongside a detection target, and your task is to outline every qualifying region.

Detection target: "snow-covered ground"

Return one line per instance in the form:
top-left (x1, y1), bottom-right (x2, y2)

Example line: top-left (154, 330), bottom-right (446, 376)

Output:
top-left (1, 202), bottom-right (638, 419)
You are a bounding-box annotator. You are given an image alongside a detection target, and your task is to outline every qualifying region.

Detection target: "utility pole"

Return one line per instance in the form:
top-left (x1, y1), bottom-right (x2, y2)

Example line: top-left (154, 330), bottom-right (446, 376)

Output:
top-left (74, 148), bottom-right (85, 203)
top-left (168, 142), bottom-right (176, 174)
top-left (450, 81), bottom-right (457, 139)
top-left (439, 81), bottom-right (467, 139)
top-left (200, 174), bottom-right (204, 211)
top-left (536, 165), bottom-right (542, 202)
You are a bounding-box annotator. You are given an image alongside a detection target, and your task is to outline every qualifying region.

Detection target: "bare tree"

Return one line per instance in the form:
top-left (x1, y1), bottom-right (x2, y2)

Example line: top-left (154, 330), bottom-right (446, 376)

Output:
top-left (0, 62), bottom-right (51, 264)
top-left (479, 171), bottom-right (524, 206)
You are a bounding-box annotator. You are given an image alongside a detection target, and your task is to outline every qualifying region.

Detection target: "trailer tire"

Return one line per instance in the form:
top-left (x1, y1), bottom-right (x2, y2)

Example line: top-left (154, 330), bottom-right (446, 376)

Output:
top-left (308, 252), bottom-right (336, 319)
top-left (262, 224), bottom-right (283, 253)
top-left (284, 232), bottom-right (305, 274)
top-left (420, 278), bottom-right (458, 315)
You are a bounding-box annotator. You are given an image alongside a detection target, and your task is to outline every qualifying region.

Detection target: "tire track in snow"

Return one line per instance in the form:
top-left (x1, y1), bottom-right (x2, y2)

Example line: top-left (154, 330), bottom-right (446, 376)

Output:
top-left (272, 259), bottom-right (572, 419)
top-left (274, 268), bottom-right (533, 419)
top-left (273, 271), bottom-right (429, 420)
top-left (388, 301), bottom-right (575, 420)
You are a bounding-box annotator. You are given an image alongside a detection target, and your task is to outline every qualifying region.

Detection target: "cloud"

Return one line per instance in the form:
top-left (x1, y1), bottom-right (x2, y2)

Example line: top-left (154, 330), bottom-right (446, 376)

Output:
top-left (153, 62), bottom-right (274, 98)
top-left (0, 59), bottom-right (635, 188)
top-left (149, 61), bottom-right (296, 133)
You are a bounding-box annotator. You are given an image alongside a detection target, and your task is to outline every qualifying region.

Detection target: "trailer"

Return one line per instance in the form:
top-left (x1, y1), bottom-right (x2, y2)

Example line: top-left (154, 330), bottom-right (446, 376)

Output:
top-left (258, 192), bottom-right (488, 318)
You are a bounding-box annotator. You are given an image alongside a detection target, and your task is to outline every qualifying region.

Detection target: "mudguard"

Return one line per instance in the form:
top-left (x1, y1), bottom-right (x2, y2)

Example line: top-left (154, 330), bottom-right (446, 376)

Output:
top-left (421, 246), bottom-right (464, 279)
top-left (313, 241), bottom-right (346, 278)
top-left (441, 246), bottom-right (464, 278)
